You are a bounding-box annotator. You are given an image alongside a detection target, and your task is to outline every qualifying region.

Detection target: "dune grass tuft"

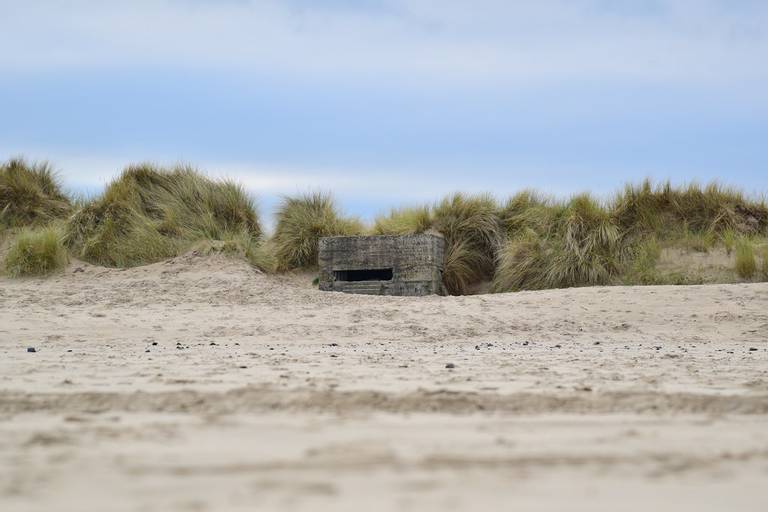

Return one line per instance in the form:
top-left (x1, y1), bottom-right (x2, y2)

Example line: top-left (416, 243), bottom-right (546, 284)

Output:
top-left (4, 226), bottom-right (69, 277)
top-left (499, 190), bottom-right (561, 237)
top-left (432, 193), bottom-right (502, 295)
top-left (735, 239), bottom-right (757, 279)
top-left (0, 158), bottom-right (71, 230)
top-left (273, 192), bottom-right (363, 271)
top-left (721, 229), bottom-right (737, 255)
top-left (612, 179), bottom-right (767, 237)
top-left (493, 194), bottom-right (627, 291)
top-left (65, 164), bottom-right (262, 267)
top-left (372, 206), bottom-right (432, 235)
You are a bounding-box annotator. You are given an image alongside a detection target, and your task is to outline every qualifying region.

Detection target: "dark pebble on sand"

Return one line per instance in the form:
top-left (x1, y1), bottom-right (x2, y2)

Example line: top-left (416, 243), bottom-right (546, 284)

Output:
top-left (152, 342), bottom-right (158, 346)
top-left (27, 347), bottom-right (36, 353)
top-left (445, 363), bottom-right (456, 369)
top-left (749, 347), bottom-right (758, 351)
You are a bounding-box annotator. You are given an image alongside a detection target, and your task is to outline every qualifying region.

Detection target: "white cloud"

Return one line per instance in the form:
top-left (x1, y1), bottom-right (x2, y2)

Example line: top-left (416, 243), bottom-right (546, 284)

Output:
top-left (1, 0), bottom-right (766, 87)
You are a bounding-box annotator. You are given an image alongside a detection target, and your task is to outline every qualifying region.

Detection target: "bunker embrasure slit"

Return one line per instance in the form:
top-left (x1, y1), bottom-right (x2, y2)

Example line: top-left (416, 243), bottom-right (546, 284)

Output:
top-left (334, 268), bottom-right (393, 282)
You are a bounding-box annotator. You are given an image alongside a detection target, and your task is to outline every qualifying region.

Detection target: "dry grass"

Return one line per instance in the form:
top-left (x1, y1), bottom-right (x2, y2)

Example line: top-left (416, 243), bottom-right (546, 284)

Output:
top-left (273, 192), bottom-right (363, 271)
top-left (372, 206), bottom-right (432, 235)
top-left (493, 194), bottom-right (627, 291)
top-left (65, 164), bottom-right (263, 268)
top-left (735, 239), bottom-right (757, 279)
top-left (612, 179), bottom-right (767, 236)
top-left (3, 225), bottom-right (69, 277)
top-left (5, 156), bottom-right (768, 293)
top-left (0, 158), bottom-right (71, 229)
top-left (431, 193), bottom-right (503, 295)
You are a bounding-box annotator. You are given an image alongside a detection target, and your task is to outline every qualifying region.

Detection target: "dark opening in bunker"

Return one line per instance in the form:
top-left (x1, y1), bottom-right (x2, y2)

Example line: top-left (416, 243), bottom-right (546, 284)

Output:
top-left (334, 268), bottom-right (393, 282)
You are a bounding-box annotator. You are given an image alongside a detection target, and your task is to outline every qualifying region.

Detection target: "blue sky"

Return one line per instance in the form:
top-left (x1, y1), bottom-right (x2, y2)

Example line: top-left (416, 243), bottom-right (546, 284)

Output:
top-left (1, 0), bottom-right (767, 226)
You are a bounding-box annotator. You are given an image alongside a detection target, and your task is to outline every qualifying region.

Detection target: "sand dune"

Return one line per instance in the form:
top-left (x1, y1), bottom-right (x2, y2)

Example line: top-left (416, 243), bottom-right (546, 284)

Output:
top-left (1, 252), bottom-right (767, 511)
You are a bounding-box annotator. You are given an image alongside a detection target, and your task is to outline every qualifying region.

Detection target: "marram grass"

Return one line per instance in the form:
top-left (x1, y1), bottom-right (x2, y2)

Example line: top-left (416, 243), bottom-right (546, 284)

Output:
top-left (65, 164), bottom-right (262, 268)
top-left (4, 154), bottom-right (768, 293)
top-left (493, 194), bottom-right (628, 291)
top-left (4, 226), bottom-right (69, 277)
top-left (0, 158), bottom-right (71, 229)
top-left (432, 192), bottom-right (502, 295)
top-left (272, 192), bottom-right (363, 271)
top-left (372, 206), bottom-right (432, 235)
top-left (735, 239), bottom-right (757, 279)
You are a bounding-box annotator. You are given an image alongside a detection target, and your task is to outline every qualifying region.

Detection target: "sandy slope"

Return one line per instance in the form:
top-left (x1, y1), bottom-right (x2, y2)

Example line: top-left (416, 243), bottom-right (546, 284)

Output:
top-left (1, 252), bottom-right (767, 511)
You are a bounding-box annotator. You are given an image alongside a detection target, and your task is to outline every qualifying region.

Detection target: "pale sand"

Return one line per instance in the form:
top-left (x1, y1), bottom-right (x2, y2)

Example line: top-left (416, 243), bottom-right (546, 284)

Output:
top-left (1, 252), bottom-right (767, 511)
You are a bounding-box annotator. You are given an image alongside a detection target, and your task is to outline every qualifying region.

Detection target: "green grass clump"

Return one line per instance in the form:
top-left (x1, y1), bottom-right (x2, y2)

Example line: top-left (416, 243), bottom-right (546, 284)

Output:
top-left (65, 164), bottom-right (262, 267)
top-left (679, 229), bottom-right (715, 253)
top-left (735, 239), bottom-right (757, 279)
top-left (493, 194), bottom-right (627, 291)
top-left (721, 229), bottom-right (737, 255)
top-left (372, 206), bottom-right (432, 235)
top-left (4, 226), bottom-right (68, 277)
top-left (499, 190), bottom-right (561, 237)
top-left (273, 192), bottom-right (363, 271)
top-left (612, 179), bottom-right (768, 236)
top-left (623, 237), bottom-right (662, 285)
top-left (0, 158), bottom-right (71, 229)
top-left (432, 193), bottom-right (502, 295)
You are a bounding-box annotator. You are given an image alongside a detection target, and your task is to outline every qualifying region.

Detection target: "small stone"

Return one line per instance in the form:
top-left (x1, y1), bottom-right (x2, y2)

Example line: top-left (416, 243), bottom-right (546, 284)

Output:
top-left (151, 342), bottom-right (158, 346)
top-left (749, 348), bottom-right (758, 352)
top-left (554, 344), bottom-right (562, 349)
top-left (445, 363), bottom-right (456, 369)
top-left (27, 347), bottom-right (37, 353)
top-left (239, 365), bottom-right (248, 369)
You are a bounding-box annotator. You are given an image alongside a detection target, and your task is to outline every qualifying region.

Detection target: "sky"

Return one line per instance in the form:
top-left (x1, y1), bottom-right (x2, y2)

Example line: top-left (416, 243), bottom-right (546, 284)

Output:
top-left (1, 0), bottom-right (767, 226)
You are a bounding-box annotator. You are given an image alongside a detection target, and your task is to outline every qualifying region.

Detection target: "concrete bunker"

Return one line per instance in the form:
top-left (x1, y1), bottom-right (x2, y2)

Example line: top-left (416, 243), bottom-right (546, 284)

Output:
top-left (318, 233), bottom-right (445, 296)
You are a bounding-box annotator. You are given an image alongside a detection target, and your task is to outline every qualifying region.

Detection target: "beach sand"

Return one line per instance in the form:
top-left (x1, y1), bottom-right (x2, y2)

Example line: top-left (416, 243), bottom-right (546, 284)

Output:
top-left (1, 252), bottom-right (767, 511)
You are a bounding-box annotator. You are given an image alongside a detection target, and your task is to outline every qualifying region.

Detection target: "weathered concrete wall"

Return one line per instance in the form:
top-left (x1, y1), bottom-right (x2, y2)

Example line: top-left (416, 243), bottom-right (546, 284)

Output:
top-left (318, 234), bottom-right (445, 296)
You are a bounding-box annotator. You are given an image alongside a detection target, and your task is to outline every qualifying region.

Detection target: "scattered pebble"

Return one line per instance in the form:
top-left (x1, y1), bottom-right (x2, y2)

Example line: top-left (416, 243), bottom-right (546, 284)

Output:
top-left (749, 348), bottom-right (758, 352)
top-left (445, 363), bottom-right (456, 369)
top-left (27, 347), bottom-right (36, 353)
